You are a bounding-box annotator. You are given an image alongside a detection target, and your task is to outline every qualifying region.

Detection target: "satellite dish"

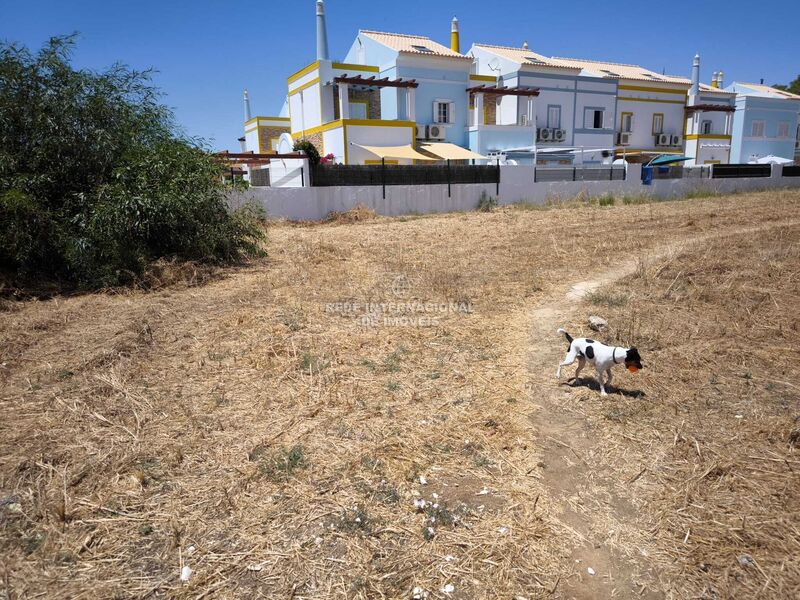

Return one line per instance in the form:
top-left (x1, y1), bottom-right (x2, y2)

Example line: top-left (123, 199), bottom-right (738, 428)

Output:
top-left (487, 58), bottom-right (500, 72)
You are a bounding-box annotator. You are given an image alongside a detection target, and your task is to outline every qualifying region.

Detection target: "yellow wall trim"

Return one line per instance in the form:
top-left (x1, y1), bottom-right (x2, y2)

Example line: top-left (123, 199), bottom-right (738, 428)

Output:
top-left (365, 159), bottom-right (399, 165)
top-left (288, 77), bottom-right (321, 96)
top-left (287, 61), bottom-right (320, 84)
top-left (245, 116), bottom-right (290, 125)
top-left (618, 96), bottom-right (686, 105)
top-left (615, 148), bottom-right (682, 154)
top-left (333, 62), bottom-right (379, 72)
top-left (685, 133), bottom-right (732, 140)
top-left (292, 119), bottom-right (416, 141)
top-left (470, 74), bottom-right (497, 82)
top-left (618, 84), bottom-right (688, 95)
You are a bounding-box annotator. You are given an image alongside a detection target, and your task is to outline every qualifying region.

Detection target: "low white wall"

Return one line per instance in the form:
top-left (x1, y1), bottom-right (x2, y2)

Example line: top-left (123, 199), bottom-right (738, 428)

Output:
top-left (228, 164), bottom-right (800, 221)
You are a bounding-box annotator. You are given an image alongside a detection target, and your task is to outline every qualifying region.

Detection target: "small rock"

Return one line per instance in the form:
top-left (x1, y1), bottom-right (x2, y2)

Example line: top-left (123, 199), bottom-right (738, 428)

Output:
top-left (738, 554), bottom-right (756, 568)
top-left (418, 475), bottom-right (428, 485)
top-left (497, 526), bottom-right (509, 535)
top-left (413, 498), bottom-right (426, 511)
top-left (441, 583), bottom-right (455, 594)
top-left (180, 565), bottom-right (192, 582)
top-left (412, 587), bottom-right (429, 600)
top-left (476, 487), bottom-right (489, 496)
top-left (247, 564), bottom-right (263, 572)
top-left (588, 316), bottom-right (608, 332)
top-left (587, 567), bottom-right (596, 576)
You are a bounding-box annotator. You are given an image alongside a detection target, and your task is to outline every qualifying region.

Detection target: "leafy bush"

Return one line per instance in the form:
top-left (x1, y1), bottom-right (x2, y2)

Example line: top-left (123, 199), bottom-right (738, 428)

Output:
top-left (293, 139), bottom-right (321, 166)
top-left (0, 35), bottom-right (264, 287)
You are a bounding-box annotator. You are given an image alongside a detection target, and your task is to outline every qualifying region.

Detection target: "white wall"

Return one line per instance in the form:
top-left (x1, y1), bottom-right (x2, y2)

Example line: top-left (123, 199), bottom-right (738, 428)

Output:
top-left (229, 164), bottom-right (800, 221)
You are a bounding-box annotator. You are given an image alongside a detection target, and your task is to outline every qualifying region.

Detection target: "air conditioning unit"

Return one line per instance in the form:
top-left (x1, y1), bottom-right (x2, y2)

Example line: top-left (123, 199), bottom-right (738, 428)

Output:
top-left (428, 124), bottom-right (446, 140)
top-left (538, 127), bottom-right (553, 142)
top-left (671, 135), bottom-right (683, 146)
top-left (553, 129), bottom-right (566, 142)
top-left (415, 125), bottom-right (428, 139)
top-left (617, 132), bottom-right (631, 146)
top-left (655, 133), bottom-right (671, 146)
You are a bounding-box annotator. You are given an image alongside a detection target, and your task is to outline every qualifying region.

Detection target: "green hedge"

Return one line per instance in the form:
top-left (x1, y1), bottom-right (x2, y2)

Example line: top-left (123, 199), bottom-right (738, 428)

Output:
top-left (0, 35), bottom-right (265, 287)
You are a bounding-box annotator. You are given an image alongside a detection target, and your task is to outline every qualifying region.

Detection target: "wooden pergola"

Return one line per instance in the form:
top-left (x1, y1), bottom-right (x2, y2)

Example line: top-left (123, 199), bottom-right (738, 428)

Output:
top-left (466, 85), bottom-right (540, 97)
top-left (332, 74), bottom-right (419, 89)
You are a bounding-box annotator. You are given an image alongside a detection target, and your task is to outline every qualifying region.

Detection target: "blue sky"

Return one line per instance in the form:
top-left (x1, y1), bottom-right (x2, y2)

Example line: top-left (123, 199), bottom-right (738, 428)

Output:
top-left (3, 1), bottom-right (799, 151)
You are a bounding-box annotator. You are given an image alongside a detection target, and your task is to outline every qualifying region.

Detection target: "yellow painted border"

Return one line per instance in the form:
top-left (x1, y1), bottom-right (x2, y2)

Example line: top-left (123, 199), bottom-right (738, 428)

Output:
top-left (618, 96), bottom-right (686, 105)
top-left (289, 77), bottom-right (321, 96)
top-left (469, 74), bottom-right (496, 83)
top-left (288, 61), bottom-right (320, 84)
top-left (291, 119), bottom-right (416, 139)
top-left (652, 113), bottom-right (664, 135)
top-left (333, 62), bottom-right (379, 72)
top-left (618, 84), bottom-right (688, 95)
top-left (245, 116), bottom-right (291, 126)
top-left (614, 148), bottom-right (681, 153)
top-left (685, 133), bottom-right (732, 140)
top-left (365, 159), bottom-right (398, 165)
top-left (704, 160), bottom-right (721, 164)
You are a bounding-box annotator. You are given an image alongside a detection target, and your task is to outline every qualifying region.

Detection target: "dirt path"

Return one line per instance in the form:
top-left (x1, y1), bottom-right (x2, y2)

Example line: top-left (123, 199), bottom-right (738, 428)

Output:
top-left (524, 220), bottom-right (800, 599)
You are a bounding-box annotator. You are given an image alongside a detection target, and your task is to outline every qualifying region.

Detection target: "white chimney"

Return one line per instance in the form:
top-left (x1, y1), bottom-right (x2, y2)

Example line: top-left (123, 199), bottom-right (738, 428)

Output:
top-left (243, 89), bottom-right (251, 122)
top-left (316, 0), bottom-right (330, 61)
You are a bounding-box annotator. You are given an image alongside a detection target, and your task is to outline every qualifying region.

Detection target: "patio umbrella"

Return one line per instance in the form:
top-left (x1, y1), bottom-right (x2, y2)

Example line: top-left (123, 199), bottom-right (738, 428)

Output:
top-left (648, 155), bottom-right (693, 166)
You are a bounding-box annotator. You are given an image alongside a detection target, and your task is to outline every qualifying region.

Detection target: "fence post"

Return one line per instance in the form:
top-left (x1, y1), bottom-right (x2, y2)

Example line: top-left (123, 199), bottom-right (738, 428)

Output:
top-left (573, 166), bottom-right (577, 182)
top-left (447, 159), bottom-right (451, 198)
top-left (301, 167), bottom-right (305, 188)
top-left (382, 157), bottom-right (386, 200)
top-left (533, 164), bottom-right (537, 183)
top-left (496, 159), bottom-right (500, 196)
top-left (609, 166), bottom-right (613, 181)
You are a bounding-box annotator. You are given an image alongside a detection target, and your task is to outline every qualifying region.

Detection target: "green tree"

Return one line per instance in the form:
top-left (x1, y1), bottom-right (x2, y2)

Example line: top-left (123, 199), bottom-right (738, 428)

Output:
top-left (0, 35), bottom-right (264, 287)
top-left (773, 75), bottom-right (800, 95)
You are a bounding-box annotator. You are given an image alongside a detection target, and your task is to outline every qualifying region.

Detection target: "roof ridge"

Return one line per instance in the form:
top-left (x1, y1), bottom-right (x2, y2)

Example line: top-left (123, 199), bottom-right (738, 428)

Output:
top-left (360, 29), bottom-right (432, 40)
top-left (550, 56), bottom-right (641, 68)
top-left (473, 42), bottom-right (531, 51)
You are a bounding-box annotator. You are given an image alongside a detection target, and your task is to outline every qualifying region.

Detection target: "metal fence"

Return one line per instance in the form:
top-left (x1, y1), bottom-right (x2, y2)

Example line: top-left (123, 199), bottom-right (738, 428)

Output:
top-left (648, 166), bottom-right (710, 180)
top-left (782, 165), bottom-right (800, 177)
top-left (711, 164), bottom-right (771, 179)
top-left (311, 163), bottom-right (499, 198)
top-left (534, 167), bottom-right (626, 183)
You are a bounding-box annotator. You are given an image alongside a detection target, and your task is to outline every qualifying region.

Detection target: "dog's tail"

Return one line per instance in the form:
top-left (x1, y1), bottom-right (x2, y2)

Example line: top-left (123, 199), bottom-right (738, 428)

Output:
top-left (557, 328), bottom-right (573, 346)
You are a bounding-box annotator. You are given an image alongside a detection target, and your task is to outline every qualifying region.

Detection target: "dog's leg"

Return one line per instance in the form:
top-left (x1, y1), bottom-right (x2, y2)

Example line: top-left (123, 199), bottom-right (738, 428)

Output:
top-left (596, 367), bottom-right (608, 396)
top-left (573, 356), bottom-right (586, 384)
top-left (605, 369), bottom-right (613, 392)
top-left (556, 348), bottom-right (578, 379)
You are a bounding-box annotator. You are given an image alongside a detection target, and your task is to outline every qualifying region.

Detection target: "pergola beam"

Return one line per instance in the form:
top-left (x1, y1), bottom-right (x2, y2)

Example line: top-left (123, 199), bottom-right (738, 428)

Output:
top-left (467, 85), bottom-right (540, 97)
top-left (333, 74), bottom-right (419, 89)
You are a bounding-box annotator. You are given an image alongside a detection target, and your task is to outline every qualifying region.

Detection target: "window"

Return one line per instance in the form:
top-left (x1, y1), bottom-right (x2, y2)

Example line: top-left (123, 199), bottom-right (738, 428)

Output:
top-left (600, 69), bottom-right (620, 77)
top-left (411, 44), bottom-right (433, 53)
top-left (270, 138), bottom-right (280, 151)
top-left (620, 112), bottom-right (633, 133)
top-left (434, 101), bottom-right (453, 124)
top-left (777, 121), bottom-right (790, 138)
top-left (547, 105), bottom-right (561, 128)
top-left (701, 119), bottom-right (712, 134)
top-left (751, 120), bottom-right (765, 137)
top-left (584, 108), bottom-right (604, 129)
top-left (652, 113), bottom-right (664, 134)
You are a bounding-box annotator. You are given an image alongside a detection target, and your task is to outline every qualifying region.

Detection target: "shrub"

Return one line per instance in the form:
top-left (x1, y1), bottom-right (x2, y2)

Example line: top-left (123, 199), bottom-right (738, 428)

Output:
top-left (477, 190), bottom-right (498, 212)
top-left (597, 194), bottom-right (615, 207)
top-left (293, 139), bottom-right (321, 166)
top-left (0, 35), bottom-right (264, 288)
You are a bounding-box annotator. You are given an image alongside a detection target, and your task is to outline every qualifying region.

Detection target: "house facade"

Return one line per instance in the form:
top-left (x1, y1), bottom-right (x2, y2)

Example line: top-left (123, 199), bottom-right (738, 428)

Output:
top-left (468, 44), bottom-right (615, 165)
top-left (683, 56), bottom-right (736, 166)
top-left (726, 82), bottom-right (800, 163)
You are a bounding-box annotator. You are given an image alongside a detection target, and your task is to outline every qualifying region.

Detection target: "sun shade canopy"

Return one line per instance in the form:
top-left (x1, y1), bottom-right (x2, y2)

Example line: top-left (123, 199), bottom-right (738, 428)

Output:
top-left (648, 155), bottom-right (693, 166)
top-left (420, 142), bottom-right (487, 160)
top-left (352, 143), bottom-right (438, 161)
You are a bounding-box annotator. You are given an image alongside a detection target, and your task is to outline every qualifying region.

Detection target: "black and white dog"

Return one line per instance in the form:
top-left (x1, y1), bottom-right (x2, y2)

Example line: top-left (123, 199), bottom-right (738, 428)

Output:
top-left (556, 328), bottom-right (642, 396)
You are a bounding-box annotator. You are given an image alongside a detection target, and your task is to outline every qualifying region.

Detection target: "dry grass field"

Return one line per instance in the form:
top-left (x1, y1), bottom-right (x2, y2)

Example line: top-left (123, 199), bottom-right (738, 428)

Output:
top-left (1, 189), bottom-right (799, 599)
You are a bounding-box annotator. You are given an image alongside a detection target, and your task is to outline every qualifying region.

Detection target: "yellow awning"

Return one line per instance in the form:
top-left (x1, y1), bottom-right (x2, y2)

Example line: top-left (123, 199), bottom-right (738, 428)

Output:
top-left (421, 142), bottom-right (487, 160)
top-left (353, 143), bottom-right (438, 161)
